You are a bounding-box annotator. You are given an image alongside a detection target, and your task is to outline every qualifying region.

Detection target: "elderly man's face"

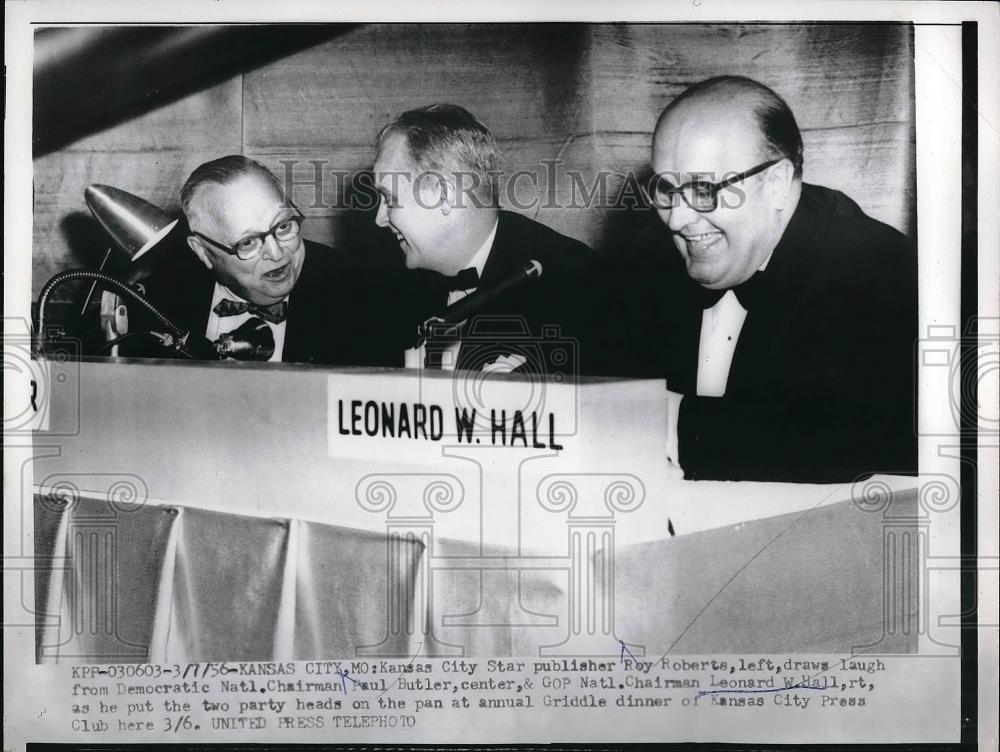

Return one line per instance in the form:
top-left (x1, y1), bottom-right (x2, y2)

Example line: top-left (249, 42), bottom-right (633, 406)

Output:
top-left (186, 173), bottom-right (305, 305)
top-left (373, 132), bottom-right (457, 275)
top-left (652, 101), bottom-right (786, 290)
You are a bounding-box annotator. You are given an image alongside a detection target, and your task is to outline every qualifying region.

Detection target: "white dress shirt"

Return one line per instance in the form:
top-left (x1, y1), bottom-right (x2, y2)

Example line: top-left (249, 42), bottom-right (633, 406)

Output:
top-left (406, 219), bottom-right (499, 371)
top-left (696, 289), bottom-right (748, 397)
top-left (206, 283), bottom-right (288, 363)
top-left (666, 251), bottom-right (774, 470)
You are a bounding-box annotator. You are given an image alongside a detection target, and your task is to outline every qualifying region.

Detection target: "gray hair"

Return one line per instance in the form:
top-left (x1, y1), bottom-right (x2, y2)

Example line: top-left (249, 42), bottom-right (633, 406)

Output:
top-left (180, 155), bottom-right (287, 218)
top-left (376, 103), bottom-right (503, 207)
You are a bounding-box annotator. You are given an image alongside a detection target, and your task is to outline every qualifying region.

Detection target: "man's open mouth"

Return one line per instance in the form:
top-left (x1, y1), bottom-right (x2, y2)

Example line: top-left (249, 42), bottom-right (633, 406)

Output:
top-left (680, 231), bottom-right (723, 255)
top-left (263, 263), bottom-right (291, 281)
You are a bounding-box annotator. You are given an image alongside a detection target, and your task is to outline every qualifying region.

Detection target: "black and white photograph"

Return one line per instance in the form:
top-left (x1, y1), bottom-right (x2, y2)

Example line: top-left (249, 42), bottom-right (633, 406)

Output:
top-left (4, 1), bottom-right (997, 748)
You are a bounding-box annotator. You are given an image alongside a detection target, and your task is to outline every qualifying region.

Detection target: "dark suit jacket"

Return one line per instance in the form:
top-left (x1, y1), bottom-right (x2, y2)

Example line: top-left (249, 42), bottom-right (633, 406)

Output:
top-left (410, 210), bottom-right (600, 373)
top-left (130, 239), bottom-right (407, 367)
top-left (598, 184), bottom-right (917, 482)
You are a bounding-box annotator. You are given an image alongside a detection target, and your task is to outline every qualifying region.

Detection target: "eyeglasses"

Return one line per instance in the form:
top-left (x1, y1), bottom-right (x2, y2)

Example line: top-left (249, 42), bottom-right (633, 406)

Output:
top-left (192, 212), bottom-right (305, 261)
top-left (644, 159), bottom-right (781, 213)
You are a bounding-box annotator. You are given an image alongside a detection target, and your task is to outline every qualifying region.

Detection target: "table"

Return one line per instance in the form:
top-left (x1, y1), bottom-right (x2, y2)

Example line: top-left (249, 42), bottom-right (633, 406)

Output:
top-left (32, 358), bottom-right (920, 663)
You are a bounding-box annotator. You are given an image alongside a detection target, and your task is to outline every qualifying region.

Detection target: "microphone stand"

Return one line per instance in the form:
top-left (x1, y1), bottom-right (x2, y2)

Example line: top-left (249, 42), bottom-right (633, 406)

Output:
top-left (415, 259), bottom-right (543, 346)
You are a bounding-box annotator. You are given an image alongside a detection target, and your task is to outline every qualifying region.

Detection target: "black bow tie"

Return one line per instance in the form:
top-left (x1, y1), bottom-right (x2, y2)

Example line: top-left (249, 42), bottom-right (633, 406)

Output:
top-left (213, 298), bottom-right (288, 325)
top-left (443, 267), bottom-right (480, 292)
top-left (698, 272), bottom-right (766, 311)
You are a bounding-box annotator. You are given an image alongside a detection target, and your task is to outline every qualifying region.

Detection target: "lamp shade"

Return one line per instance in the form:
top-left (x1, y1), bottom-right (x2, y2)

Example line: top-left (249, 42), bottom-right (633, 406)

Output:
top-left (84, 184), bottom-right (179, 261)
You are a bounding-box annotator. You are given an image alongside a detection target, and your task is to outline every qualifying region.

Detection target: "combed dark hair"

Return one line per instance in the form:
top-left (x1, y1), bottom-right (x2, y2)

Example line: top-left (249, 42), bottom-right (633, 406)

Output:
top-left (375, 103), bottom-right (503, 207)
top-left (665, 76), bottom-right (804, 178)
top-left (180, 155), bottom-right (286, 217)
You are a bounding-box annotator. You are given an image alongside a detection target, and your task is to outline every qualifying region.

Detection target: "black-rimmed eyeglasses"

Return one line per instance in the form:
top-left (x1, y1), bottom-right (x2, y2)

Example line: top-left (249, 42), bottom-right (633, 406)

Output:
top-left (191, 212), bottom-right (305, 261)
top-left (644, 159), bottom-right (781, 213)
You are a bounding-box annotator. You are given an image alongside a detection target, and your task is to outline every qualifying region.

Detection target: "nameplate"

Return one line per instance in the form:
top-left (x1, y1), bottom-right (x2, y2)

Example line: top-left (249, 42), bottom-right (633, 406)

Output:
top-left (327, 371), bottom-right (579, 461)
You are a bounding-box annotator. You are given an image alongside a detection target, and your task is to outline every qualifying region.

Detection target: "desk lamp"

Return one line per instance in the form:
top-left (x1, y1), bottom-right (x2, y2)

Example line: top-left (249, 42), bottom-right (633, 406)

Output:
top-left (82, 185), bottom-right (179, 348)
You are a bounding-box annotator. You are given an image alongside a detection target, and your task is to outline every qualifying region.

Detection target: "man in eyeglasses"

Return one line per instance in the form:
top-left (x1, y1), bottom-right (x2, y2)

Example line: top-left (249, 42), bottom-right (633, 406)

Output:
top-left (138, 155), bottom-right (403, 365)
top-left (181, 156), bottom-right (307, 360)
top-left (603, 75), bottom-right (917, 482)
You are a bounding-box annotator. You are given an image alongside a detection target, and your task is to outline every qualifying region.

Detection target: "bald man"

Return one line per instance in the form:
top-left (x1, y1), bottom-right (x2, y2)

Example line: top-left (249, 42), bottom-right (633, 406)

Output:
top-left (603, 76), bottom-right (917, 482)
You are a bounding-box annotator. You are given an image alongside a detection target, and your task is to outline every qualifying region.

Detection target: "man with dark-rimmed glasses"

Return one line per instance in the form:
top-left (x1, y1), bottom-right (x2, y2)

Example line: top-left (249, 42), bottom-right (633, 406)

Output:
top-left (604, 75), bottom-right (917, 482)
top-left (135, 155), bottom-right (405, 365)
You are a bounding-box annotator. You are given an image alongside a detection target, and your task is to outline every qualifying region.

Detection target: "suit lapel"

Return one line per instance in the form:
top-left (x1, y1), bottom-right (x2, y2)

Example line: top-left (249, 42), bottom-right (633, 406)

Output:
top-left (184, 265), bottom-right (216, 341)
top-left (454, 215), bottom-right (510, 370)
top-left (666, 278), bottom-right (707, 394)
top-left (725, 188), bottom-right (823, 394)
top-left (477, 212), bottom-right (518, 289)
top-left (283, 242), bottom-right (330, 364)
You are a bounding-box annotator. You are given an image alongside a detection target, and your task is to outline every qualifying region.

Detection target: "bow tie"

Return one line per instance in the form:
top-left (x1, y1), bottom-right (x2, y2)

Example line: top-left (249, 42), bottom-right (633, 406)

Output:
top-left (213, 298), bottom-right (288, 325)
top-left (698, 272), bottom-right (766, 311)
top-left (443, 267), bottom-right (480, 292)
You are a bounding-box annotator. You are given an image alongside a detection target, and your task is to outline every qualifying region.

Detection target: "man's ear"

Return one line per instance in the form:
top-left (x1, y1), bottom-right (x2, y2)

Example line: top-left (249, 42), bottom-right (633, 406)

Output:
top-left (767, 159), bottom-right (796, 209)
top-left (438, 174), bottom-right (457, 216)
top-left (186, 236), bottom-right (214, 270)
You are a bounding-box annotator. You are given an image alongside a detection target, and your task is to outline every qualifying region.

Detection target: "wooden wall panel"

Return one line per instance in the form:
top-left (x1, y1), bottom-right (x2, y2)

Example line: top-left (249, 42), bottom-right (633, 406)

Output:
top-left (243, 24), bottom-right (592, 152)
top-left (499, 136), bottom-right (608, 248)
top-left (589, 24), bottom-right (912, 133)
top-left (32, 79), bottom-right (242, 303)
top-left (802, 122), bottom-right (914, 234)
top-left (63, 78), bottom-right (243, 154)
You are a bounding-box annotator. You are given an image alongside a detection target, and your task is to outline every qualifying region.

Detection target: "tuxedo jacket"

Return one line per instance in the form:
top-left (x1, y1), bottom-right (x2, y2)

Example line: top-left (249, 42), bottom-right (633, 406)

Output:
top-left (410, 210), bottom-right (600, 373)
top-left (132, 239), bottom-right (407, 367)
top-left (600, 184), bottom-right (917, 482)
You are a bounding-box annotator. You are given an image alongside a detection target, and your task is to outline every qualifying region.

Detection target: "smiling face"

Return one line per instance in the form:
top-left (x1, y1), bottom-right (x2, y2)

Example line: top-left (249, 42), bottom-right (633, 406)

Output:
top-left (652, 98), bottom-right (790, 290)
top-left (372, 132), bottom-right (459, 275)
top-left (185, 172), bottom-right (305, 305)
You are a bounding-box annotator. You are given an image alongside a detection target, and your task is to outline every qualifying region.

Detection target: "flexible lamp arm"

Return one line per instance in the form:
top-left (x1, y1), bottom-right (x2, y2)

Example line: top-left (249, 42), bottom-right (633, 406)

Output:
top-left (35, 269), bottom-right (186, 354)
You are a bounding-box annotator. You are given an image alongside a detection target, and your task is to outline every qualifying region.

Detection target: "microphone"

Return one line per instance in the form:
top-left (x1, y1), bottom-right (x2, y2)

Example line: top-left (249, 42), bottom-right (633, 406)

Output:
top-left (170, 332), bottom-right (219, 359)
top-left (170, 317), bottom-right (275, 361)
top-left (418, 260), bottom-right (542, 342)
top-left (215, 317), bottom-right (276, 361)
